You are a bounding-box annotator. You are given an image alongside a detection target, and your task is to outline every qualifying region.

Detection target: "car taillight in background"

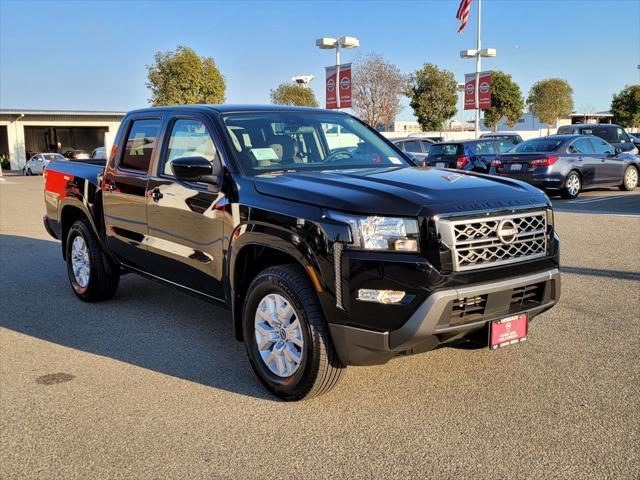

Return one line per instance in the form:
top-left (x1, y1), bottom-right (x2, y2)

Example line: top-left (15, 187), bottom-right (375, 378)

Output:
top-left (490, 159), bottom-right (502, 168)
top-left (530, 156), bottom-right (558, 167)
top-left (456, 156), bottom-right (468, 169)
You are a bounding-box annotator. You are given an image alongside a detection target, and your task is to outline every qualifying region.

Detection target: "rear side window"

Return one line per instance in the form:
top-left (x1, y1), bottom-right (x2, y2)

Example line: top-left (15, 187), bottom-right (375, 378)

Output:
top-left (429, 143), bottom-right (463, 156)
top-left (557, 126), bottom-right (573, 135)
top-left (403, 140), bottom-right (422, 153)
top-left (569, 138), bottom-right (595, 154)
top-left (495, 140), bottom-right (515, 153)
top-left (121, 119), bottom-right (161, 171)
top-left (475, 141), bottom-right (496, 154)
top-left (512, 139), bottom-right (563, 153)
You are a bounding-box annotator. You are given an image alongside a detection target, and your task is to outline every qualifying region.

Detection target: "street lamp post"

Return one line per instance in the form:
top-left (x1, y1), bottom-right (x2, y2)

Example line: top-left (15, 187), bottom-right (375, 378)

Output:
top-left (459, 0), bottom-right (496, 138)
top-left (315, 36), bottom-right (359, 110)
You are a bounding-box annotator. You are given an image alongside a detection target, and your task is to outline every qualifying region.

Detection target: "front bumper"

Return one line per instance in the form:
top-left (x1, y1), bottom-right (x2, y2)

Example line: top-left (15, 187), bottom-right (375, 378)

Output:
top-left (329, 268), bottom-right (560, 365)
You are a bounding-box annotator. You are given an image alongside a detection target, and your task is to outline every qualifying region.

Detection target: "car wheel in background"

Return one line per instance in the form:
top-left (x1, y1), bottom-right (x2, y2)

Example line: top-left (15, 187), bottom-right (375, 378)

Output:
top-left (65, 219), bottom-right (119, 302)
top-left (242, 265), bottom-right (345, 401)
top-left (26, 168), bottom-right (32, 176)
top-left (562, 171), bottom-right (581, 199)
top-left (620, 165), bottom-right (638, 191)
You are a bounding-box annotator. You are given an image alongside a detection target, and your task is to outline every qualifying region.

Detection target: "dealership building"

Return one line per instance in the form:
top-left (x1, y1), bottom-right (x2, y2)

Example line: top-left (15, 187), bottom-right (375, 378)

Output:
top-left (0, 109), bottom-right (126, 170)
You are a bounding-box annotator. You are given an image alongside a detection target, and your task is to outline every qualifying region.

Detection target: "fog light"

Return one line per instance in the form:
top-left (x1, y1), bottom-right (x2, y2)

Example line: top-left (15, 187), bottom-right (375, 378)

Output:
top-left (357, 289), bottom-right (406, 304)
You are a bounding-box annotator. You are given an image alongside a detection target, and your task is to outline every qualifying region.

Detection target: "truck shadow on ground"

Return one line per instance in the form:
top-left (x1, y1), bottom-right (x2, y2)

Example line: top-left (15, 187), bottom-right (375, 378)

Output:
top-left (0, 234), bottom-right (274, 401)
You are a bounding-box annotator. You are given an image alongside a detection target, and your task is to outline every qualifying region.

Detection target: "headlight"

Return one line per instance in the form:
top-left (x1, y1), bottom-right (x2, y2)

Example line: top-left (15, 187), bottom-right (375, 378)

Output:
top-left (329, 212), bottom-right (420, 252)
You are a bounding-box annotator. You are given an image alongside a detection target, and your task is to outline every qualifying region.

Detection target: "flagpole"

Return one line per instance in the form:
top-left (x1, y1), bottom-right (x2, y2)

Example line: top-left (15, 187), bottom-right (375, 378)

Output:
top-left (475, 0), bottom-right (481, 139)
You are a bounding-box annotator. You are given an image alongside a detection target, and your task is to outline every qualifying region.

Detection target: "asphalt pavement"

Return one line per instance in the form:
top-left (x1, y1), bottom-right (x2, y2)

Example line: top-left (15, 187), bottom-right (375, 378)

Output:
top-left (1, 176), bottom-right (639, 479)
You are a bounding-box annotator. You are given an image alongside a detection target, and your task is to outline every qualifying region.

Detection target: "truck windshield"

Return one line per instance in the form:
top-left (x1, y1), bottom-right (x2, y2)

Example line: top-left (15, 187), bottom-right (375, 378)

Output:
top-left (221, 111), bottom-right (409, 175)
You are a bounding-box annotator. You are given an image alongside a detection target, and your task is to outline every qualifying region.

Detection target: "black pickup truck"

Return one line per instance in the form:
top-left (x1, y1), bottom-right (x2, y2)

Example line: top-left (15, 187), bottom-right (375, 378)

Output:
top-left (44, 105), bottom-right (561, 400)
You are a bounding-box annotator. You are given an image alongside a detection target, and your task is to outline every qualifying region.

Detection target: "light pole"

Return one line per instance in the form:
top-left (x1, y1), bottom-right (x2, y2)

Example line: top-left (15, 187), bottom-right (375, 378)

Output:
top-left (315, 36), bottom-right (359, 109)
top-left (292, 75), bottom-right (314, 87)
top-left (460, 0), bottom-right (496, 138)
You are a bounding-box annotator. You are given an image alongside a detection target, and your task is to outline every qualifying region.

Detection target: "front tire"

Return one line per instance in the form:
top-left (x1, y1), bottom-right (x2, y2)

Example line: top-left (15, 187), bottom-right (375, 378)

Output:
top-left (621, 165), bottom-right (638, 191)
top-left (242, 265), bottom-right (345, 401)
top-left (27, 168), bottom-right (32, 176)
top-left (561, 171), bottom-right (581, 199)
top-left (65, 219), bottom-right (119, 302)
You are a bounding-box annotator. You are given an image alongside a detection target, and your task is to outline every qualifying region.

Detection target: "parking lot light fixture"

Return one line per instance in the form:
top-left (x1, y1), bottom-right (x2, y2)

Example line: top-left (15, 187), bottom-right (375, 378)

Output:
top-left (315, 35), bottom-right (360, 109)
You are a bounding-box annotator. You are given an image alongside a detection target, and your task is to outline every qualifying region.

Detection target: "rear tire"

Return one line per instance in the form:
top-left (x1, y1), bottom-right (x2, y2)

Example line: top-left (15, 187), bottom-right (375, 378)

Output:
top-left (242, 265), bottom-right (345, 401)
top-left (27, 168), bottom-right (32, 176)
top-left (561, 171), bottom-right (581, 199)
top-left (65, 219), bottom-right (119, 302)
top-left (620, 165), bottom-right (638, 191)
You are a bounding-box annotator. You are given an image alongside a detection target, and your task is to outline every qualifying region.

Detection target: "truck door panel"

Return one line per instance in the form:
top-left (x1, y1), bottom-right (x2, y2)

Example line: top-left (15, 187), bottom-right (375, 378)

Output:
top-left (145, 116), bottom-right (226, 300)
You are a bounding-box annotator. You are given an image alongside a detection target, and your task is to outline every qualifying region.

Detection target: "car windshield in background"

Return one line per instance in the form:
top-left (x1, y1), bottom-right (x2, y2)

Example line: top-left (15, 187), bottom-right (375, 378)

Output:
top-left (511, 139), bottom-right (563, 153)
top-left (221, 112), bottom-right (409, 175)
top-left (429, 143), bottom-right (463, 156)
top-left (579, 127), bottom-right (617, 143)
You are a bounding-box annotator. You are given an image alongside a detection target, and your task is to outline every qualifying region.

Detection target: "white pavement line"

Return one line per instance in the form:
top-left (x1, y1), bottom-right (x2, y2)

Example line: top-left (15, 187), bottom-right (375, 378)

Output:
top-left (567, 195), bottom-right (631, 204)
top-left (554, 209), bottom-right (640, 218)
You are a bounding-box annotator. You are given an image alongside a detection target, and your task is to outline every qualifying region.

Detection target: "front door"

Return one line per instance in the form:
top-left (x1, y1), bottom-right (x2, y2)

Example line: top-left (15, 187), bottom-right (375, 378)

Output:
top-left (590, 137), bottom-right (623, 185)
top-left (145, 115), bottom-right (226, 301)
top-left (103, 117), bottom-right (162, 270)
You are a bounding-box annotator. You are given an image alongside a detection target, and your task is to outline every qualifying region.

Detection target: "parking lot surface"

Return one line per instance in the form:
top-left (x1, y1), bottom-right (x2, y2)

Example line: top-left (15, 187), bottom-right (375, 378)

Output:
top-left (1, 176), bottom-right (639, 479)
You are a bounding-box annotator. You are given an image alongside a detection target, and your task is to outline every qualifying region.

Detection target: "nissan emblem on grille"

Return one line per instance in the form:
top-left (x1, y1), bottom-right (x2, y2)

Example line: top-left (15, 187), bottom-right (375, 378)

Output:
top-left (436, 210), bottom-right (547, 272)
top-left (497, 219), bottom-right (518, 245)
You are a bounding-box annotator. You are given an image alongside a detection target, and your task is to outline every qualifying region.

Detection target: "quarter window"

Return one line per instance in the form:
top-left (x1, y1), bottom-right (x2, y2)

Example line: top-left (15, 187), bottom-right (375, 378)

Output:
top-left (121, 119), bottom-right (161, 171)
top-left (163, 119), bottom-right (217, 176)
top-left (475, 141), bottom-right (496, 154)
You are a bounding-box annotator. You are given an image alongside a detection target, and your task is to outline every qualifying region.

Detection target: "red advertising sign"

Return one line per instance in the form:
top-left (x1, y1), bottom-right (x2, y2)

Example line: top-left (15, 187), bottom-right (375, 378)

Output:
top-left (325, 63), bottom-right (352, 109)
top-left (464, 71), bottom-right (492, 110)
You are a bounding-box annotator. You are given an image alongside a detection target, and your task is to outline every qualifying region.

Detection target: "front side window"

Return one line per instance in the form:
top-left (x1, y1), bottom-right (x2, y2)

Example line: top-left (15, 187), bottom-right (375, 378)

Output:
top-left (221, 112), bottom-right (408, 175)
top-left (163, 119), bottom-right (217, 176)
top-left (616, 128), bottom-right (629, 143)
top-left (120, 119), bottom-right (161, 171)
top-left (590, 138), bottom-right (614, 155)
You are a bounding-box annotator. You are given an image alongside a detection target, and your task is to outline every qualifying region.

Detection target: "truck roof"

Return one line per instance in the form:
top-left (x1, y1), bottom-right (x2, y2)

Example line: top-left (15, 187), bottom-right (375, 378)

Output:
top-left (126, 104), bottom-right (339, 115)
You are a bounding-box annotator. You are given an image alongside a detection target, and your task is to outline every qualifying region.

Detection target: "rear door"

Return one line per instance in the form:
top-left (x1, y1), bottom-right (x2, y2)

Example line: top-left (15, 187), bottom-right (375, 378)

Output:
top-left (145, 113), bottom-right (227, 301)
top-left (589, 137), bottom-right (623, 185)
top-left (567, 137), bottom-right (598, 186)
top-left (103, 116), bottom-right (162, 270)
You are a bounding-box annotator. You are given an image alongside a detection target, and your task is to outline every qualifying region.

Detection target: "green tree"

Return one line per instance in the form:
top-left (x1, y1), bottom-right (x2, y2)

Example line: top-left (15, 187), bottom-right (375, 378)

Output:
top-left (483, 71), bottom-right (525, 132)
top-left (527, 78), bottom-right (573, 134)
top-left (146, 45), bottom-right (226, 106)
top-left (270, 83), bottom-right (319, 107)
top-left (611, 85), bottom-right (640, 128)
top-left (407, 63), bottom-right (457, 131)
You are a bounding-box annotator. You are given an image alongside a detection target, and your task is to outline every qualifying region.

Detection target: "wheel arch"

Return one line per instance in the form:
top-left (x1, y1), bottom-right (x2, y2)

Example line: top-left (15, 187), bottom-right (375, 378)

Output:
top-left (229, 230), bottom-right (326, 342)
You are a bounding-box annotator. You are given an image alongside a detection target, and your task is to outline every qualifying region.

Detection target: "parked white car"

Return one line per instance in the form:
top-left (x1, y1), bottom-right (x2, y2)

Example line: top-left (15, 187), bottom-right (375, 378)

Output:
top-left (24, 153), bottom-right (66, 175)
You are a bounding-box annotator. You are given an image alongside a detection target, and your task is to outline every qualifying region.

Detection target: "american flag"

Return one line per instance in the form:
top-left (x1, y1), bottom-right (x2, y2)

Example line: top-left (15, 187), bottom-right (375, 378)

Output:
top-left (456, 0), bottom-right (473, 33)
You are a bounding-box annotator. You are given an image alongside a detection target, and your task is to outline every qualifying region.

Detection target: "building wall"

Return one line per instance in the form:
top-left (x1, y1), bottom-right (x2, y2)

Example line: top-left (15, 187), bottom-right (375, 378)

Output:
top-left (0, 114), bottom-right (123, 169)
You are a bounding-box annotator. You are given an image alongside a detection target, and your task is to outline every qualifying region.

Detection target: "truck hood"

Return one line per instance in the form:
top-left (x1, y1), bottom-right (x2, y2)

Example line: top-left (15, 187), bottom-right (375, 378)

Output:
top-left (252, 167), bottom-right (550, 217)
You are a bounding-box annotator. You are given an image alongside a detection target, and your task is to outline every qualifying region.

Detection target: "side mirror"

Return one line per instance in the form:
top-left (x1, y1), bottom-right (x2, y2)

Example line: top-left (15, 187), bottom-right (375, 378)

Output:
top-left (170, 156), bottom-right (221, 185)
top-left (615, 147), bottom-right (622, 155)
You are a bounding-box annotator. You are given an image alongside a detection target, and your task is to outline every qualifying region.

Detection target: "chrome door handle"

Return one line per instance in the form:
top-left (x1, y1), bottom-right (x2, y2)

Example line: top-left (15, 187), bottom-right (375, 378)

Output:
top-left (151, 188), bottom-right (163, 202)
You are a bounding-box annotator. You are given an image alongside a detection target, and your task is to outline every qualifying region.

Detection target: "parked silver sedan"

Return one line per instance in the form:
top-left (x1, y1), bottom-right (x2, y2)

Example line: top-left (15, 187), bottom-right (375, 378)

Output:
top-left (24, 153), bottom-right (66, 175)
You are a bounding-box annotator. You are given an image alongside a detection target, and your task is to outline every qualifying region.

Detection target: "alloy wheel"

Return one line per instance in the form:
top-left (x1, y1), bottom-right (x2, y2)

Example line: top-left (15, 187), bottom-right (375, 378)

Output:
top-left (71, 236), bottom-right (91, 288)
top-left (625, 167), bottom-right (638, 189)
top-left (566, 173), bottom-right (580, 197)
top-left (254, 293), bottom-right (304, 378)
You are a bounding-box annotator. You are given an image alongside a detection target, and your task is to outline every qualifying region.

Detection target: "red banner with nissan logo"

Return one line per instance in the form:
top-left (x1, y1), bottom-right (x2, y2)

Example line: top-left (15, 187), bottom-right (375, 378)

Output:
top-left (464, 71), bottom-right (492, 110)
top-left (325, 63), bottom-right (352, 109)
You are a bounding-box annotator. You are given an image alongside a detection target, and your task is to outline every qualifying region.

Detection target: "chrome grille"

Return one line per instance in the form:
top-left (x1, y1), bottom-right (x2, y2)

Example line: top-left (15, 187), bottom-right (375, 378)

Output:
top-left (438, 210), bottom-right (547, 272)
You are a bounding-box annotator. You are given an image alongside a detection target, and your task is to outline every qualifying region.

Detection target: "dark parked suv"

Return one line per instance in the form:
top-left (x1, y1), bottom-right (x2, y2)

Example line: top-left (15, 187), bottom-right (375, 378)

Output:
top-left (43, 105), bottom-right (561, 400)
top-left (427, 139), bottom-right (513, 172)
top-left (556, 124), bottom-right (639, 155)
